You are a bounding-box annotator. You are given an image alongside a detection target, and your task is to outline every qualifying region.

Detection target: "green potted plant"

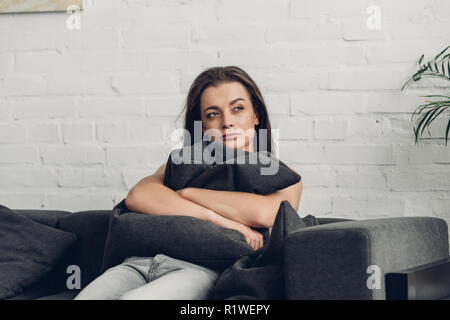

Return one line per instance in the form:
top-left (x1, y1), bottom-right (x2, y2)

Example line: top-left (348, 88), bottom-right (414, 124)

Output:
top-left (401, 44), bottom-right (450, 146)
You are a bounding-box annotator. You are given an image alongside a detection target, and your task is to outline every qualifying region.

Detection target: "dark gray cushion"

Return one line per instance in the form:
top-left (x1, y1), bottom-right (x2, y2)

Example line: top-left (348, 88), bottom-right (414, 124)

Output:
top-left (101, 140), bottom-right (301, 273)
top-left (0, 204), bottom-right (77, 299)
top-left (164, 139), bottom-right (301, 194)
top-left (14, 210), bottom-right (71, 229)
top-left (101, 206), bottom-right (259, 273)
top-left (211, 200), bottom-right (319, 299)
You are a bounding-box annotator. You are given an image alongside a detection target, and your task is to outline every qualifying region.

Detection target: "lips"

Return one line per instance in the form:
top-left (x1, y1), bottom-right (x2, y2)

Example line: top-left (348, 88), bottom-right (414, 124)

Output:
top-left (222, 133), bottom-right (240, 140)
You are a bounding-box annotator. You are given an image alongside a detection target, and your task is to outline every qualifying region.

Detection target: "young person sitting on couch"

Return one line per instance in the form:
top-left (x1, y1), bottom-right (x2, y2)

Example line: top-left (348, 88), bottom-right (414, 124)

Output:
top-left (74, 66), bottom-right (303, 300)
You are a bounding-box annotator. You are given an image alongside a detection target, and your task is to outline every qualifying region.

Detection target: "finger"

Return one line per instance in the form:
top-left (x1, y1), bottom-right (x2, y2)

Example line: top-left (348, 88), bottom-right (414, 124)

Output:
top-left (245, 236), bottom-right (251, 247)
top-left (248, 236), bottom-right (255, 250)
top-left (254, 233), bottom-right (262, 249)
top-left (245, 235), bottom-right (253, 248)
top-left (252, 236), bottom-right (258, 250)
top-left (258, 237), bottom-right (263, 249)
top-left (255, 237), bottom-right (261, 250)
top-left (247, 232), bottom-right (255, 249)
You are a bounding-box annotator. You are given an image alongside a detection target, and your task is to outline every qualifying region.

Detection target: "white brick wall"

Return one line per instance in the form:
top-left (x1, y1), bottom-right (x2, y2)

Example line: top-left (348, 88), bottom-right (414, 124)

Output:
top-left (0, 0), bottom-right (448, 236)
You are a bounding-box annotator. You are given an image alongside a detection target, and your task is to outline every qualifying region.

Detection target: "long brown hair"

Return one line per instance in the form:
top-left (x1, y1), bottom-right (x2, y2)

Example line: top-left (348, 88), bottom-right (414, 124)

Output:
top-left (176, 66), bottom-right (273, 154)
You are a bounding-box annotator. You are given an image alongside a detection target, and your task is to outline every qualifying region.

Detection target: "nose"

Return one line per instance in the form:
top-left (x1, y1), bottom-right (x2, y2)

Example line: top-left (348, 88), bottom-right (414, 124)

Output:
top-left (222, 110), bottom-right (235, 130)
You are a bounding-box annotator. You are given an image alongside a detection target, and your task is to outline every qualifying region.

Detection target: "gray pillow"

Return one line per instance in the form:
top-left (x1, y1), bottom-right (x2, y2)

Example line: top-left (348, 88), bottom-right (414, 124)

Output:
top-left (0, 204), bottom-right (77, 299)
top-left (101, 139), bottom-right (301, 272)
top-left (163, 139), bottom-right (301, 194)
top-left (100, 202), bottom-right (263, 273)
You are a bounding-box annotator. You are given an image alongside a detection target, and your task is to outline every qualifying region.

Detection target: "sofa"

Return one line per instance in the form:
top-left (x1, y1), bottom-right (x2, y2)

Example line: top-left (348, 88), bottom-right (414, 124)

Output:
top-left (3, 207), bottom-right (449, 300)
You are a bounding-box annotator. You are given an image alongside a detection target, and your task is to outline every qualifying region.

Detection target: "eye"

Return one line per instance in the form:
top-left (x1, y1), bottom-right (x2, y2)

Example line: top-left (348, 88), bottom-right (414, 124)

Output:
top-left (206, 106), bottom-right (243, 119)
top-left (206, 112), bottom-right (218, 119)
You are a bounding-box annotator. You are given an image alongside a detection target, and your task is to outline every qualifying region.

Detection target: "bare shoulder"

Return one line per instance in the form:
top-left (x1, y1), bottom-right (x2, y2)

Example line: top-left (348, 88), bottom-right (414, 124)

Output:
top-left (130, 162), bottom-right (167, 192)
top-left (152, 162), bottom-right (167, 182)
top-left (154, 162), bottom-right (167, 175)
top-left (126, 162), bottom-right (167, 207)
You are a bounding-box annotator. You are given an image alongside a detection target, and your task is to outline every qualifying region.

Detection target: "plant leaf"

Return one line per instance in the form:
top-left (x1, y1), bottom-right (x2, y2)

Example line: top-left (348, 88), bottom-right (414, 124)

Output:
top-left (445, 119), bottom-right (450, 146)
top-left (414, 110), bottom-right (432, 141)
top-left (442, 58), bottom-right (446, 76)
top-left (433, 45), bottom-right (450, 73)
top-left (415, 72), bottom-right (450, 82)
top-left (427, 60), bottom-right (434, 72)
top-left (418, 54), bottom-right (424, 66)
top-left (448, 59), bottom-right (450, 79)
top-left (428, 106), bottom-right (448, 126)
top-left (446, 118), bottom-right (450, 147)
top-left (435, 44), bottom-right (450, 61)
top-left (403, 45), bottom-right (450, 144)
top-left (411, 105), bottom-right (431, 123)
top-left (442, 53), bottom-right (450, 77)
top-left (422, 95), bottom-right (450, 99)
top-left (420, 107), bottom-right (441, 137)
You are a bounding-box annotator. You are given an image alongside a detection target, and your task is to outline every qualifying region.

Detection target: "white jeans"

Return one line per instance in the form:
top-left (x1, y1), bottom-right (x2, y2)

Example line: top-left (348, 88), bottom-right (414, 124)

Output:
top-left (74, 254), bottom-right (220, 300)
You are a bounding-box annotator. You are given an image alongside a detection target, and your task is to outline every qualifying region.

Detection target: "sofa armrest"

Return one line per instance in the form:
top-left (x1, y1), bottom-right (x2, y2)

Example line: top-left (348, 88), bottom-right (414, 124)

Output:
top-left (284, 217), bottom-right (449, 300)
top-left (386, 256), bottom-right (450, 300)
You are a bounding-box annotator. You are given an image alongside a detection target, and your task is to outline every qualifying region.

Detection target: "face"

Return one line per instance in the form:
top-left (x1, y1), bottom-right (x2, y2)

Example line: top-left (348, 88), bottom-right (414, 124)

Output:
top-left (200, 81), bottom-right (260, 152)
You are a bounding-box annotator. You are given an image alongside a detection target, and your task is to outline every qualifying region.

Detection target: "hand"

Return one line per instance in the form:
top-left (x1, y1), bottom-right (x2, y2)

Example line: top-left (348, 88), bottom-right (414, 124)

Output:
top-left (237, 223), bottom-right (265, 251)
top-left (209, 212), bottom-right (264, 251)
top-left (177, 190), bottom-right (264, 250)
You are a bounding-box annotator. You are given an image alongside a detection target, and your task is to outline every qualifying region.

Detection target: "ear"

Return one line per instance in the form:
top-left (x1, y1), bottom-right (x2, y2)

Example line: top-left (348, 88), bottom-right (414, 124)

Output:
top-left (254, 112), bottom-right (260, 126)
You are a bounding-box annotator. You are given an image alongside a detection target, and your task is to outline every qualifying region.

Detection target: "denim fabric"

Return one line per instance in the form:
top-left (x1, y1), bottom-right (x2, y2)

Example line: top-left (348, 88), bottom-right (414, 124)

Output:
top-left (74, 254), bottom-right (220, 300)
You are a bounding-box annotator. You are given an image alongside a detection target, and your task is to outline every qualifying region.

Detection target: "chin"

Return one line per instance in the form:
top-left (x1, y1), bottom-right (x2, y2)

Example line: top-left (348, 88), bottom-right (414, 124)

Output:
top-left (223, 140), bottom-right (250, 152)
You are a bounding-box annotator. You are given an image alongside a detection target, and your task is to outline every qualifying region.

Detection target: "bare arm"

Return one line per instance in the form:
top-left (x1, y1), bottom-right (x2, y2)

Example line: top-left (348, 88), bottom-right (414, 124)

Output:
top-left (125, 163), bottom-right (264, 250)
top-left (179, 166), bottom-right (303, 229)
top-left (178, 188), bottom-right (270, 228)
top-left (125, 163), bottom-right (214, 221)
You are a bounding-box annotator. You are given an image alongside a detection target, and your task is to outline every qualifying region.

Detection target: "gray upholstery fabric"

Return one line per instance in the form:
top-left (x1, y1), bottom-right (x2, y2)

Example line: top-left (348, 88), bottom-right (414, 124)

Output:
top-left (212, 200), bottom-right (319, 299)
top-left (316, 217), bottom-right (354, 225)
top-left (0, 205), bottom-right (77, 299)
top-left (163, 139), bottom-right (301, 195)
top-left (4, 209), bottom-right (449, 300)
top-left (101, 203), bottom-right (258, 273)
top-left (6, 210), bottom-right (112, 299)
top-left (284, 217), bottom-right (449, 300)
top-left (58, 211), bottom-right (111, 288)
top-left (13, 209), bottom-right (70, 229)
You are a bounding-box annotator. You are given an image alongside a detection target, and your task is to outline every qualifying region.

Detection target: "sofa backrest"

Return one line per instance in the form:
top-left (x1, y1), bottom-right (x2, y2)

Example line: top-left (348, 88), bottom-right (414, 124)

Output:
top-left (19, 209), bottom-right (111, 293)
top-left (316, 217), bottom-right (354, 225)
top-left (57, 210), bottom-right (112, 289)
top-left (15, 209), bottom-right (70, 228)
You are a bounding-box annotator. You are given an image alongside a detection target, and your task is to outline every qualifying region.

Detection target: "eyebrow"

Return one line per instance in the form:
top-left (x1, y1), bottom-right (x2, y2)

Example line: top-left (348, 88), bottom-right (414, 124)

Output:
top-left (203, 98), bottom-right (245, 113)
